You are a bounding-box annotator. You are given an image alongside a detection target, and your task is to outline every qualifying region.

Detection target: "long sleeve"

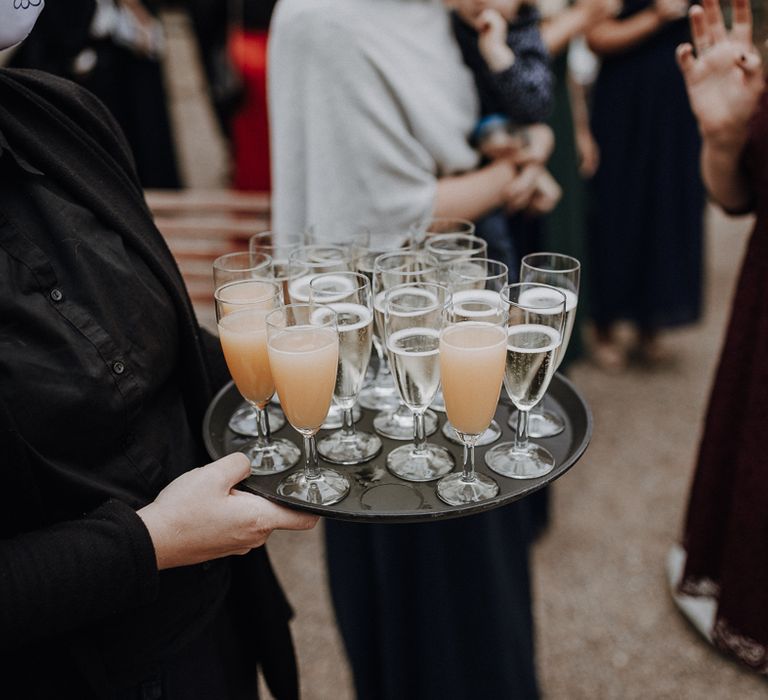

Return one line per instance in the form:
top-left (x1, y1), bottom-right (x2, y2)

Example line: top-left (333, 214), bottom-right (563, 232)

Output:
top-left (0, 445), bottom-right (159, 649)
top-left (269, 0), bottom-right (479, 238)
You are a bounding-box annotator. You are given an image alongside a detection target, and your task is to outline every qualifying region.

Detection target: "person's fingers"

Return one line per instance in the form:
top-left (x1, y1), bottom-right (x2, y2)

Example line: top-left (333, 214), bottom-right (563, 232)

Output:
top-left (676, 43), bottom-right (696, 77)
top-left (732, 0), bottom-right (753, 45)
top-left (254, 496), bottom-right (321, 531)
top-left (689, 5), bottom-right (712, 56)
top-left (737, 49), bottom-right (762, 76)
top-left (702, 0), bottom-right (726, 42)
top-left (208, 452), bottom-right (251, 489)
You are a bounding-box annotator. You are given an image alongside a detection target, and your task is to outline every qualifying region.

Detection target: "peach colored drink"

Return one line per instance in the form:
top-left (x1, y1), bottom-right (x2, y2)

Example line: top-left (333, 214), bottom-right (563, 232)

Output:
top-left (439, 322), bottom-right (506, 436)
top-left (268, 326), bottom-right (339, 433)
top-left (218, 308), bottom-right (274, 407)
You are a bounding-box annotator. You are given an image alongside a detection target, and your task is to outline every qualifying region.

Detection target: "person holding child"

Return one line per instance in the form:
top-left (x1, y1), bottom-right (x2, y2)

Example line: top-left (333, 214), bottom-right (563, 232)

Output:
top-left (449, 0), bottom-right (562, 272)
top-left (270, 0), bottom-right (546, 696)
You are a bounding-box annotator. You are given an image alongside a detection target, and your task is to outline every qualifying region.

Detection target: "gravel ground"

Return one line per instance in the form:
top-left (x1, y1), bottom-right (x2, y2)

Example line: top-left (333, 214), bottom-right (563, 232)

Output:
top-left (162, 11), bottom-right (767, 698)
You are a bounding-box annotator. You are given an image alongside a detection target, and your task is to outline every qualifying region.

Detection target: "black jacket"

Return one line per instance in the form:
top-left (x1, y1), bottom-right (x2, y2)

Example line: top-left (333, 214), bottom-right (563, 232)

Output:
top-left (0, 69), bottom-right (296, 699)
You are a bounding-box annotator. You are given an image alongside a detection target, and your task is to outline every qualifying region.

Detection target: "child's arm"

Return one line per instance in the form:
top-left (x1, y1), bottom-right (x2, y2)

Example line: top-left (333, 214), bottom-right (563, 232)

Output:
top-left (476, 8), bottom-right (554, 124)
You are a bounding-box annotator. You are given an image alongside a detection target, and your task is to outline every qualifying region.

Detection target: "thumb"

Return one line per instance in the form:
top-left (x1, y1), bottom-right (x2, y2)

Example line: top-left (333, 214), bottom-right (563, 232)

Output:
top-left (206, 452), bottom-right (252, 489)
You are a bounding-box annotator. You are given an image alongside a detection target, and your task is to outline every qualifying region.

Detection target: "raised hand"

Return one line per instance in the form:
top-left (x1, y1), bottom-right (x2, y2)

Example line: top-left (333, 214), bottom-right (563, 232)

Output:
top-left (138, 453), bottom-right (319, 570)
top-left (676, 0), bottom-right (764, 147)
top-left (476, 8), bottom-right (516, 71)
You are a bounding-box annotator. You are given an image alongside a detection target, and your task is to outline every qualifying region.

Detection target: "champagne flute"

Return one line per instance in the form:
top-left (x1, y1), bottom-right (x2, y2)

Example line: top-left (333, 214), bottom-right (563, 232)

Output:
top-left (485, 283), bottom-right (565, 479)
top-left (507, 253), bottom-right (580, 438)
top-left (384, 282), bottom-right (454, 481)
top-left (441, 258), bottom-right (508, 447)
top-left (356, 243), bottom-right (414, 412)
top-left (212, 251), bottom-right (284, 435)
top-left (372, 251), bottom-right (441, 440)
top-left (212, 250), bottom-right (274, 288)
top-left (309, 272), bottom-right (382, 464)
top-left (303, 221), bottom-right (370, 265)
top-left (286, 244), bottom-right (362, 428)
top-left (423, 234), bottom-right (487, 413)
top-left (215, 279), bottom-right (301, 474)
top-left (266, 303), bottom-right (350, 505)
top-left (410, 217), bottom-right (475, 247)
top-left (436, 297), bottom-right (507, 505)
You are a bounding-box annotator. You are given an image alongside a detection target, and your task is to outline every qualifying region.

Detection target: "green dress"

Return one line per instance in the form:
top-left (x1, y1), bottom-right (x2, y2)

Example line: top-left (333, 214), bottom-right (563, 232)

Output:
top-left (542, 51), bottom-right (588, 365)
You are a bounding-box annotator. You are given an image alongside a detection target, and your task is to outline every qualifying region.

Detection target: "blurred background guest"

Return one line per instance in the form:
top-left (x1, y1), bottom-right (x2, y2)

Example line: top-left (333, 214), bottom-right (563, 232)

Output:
top-left (10, 0), bottom-right (181, 188)
top-left (538, 0), bottom-right (619, 365)
top-left (228, 0), bottom-right (279, 192)
top-left (669, 0), bottom-right (768, 676)
top-left (586, 0), bottom-right (705, 371)
top-left (270, 0), bottom-right (546, 697)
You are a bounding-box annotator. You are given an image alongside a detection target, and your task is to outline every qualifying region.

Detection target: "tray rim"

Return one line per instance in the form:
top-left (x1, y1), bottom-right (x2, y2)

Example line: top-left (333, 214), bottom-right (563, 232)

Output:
top-left (202, 373), bottom-right (593, 523)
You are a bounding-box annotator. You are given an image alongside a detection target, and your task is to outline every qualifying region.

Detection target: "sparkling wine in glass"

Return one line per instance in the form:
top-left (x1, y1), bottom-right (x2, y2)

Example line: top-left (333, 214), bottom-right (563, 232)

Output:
top-left (356, 235), bottom-right (416, 412)
top-left (371, 251), bottom-right (441, 440)
top-left (507, 253), bottom-right (580, 438)
top-left (441, 258), bottom-right (508, 447)
top-left (309, 272), bottom-right (382, 464)
top-left (485, 283), bottom-right (565, 479)
top-left (436, 297), bottom-right (507, 505)
top-left (287, 244), bottom-right (361, 429)
top-left (215, 280), bottom-right (301, 474)
top-left (384, 282), bottom-right (454, 481)
top-left (266, 303), bottom-right (350, 505)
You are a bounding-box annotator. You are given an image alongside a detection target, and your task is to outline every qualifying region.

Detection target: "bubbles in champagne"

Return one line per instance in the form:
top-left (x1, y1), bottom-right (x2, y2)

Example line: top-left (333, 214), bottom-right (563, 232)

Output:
top-left (503, 324), bottom-right (560, 409)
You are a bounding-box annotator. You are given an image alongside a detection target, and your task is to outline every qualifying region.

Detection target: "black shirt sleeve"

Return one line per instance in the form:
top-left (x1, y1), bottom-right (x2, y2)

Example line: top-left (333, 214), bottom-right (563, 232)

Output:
top-left (0, 490), bottom-right (158, 649)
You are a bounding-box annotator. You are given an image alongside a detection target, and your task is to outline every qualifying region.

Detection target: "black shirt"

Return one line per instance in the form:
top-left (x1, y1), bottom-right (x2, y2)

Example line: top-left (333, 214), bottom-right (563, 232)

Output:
top-left (0, 69), bottom-right (294, 699)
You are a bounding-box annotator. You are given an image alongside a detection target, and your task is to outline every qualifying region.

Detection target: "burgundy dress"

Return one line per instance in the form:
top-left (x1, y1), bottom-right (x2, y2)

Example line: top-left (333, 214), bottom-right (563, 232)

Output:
top-left (679, 89), bottom-right (768, 673)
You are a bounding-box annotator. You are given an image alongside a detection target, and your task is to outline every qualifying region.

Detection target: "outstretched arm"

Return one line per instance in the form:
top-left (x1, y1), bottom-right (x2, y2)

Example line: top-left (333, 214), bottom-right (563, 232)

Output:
top-left (676, 0), bottom-right (764, 213)
top-left (587, 0), bottom-right (688, 56)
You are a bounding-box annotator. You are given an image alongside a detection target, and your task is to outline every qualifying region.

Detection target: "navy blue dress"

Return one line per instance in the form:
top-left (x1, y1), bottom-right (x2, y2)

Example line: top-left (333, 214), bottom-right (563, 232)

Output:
top-left (588, 0), bottom-right (705, 330)
top-left (325, 501), bottom-right (540, 700)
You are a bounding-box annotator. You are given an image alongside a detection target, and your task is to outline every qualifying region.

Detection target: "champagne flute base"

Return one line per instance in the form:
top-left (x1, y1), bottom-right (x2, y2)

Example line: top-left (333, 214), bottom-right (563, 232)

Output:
top-left (484, 441), bottom-right (556, 480)
top-left (386, 443), bottom-right (454, 482)
top-left (229, 404), bottom-right (286, 435)
top-left (317, 429), bottom-right (383, 465)
top-left (373, 407), bottom-right (438, 441)
top-left (321, 404), bottom-right (362, 430)
top-left (436, 471), bottom-right (499, 505)
top-left (277, 467), bottom-right (350, 505)
top-left (507, 407), bottom-right (565, 438)
top-left (358, 382), bottom-right (400, 411)
top-left (243, 438), bottom-right (301, 475)
top-left (442, 419), bottom-right (501, 447)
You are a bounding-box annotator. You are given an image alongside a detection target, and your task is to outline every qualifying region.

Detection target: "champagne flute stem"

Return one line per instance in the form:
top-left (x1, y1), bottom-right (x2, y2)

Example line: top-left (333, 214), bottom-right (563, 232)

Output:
top-left (341, 407), bottom-right (356, 439)
top-left (462, 441), bottom-right (478, 483)
top-left (303, 434), bottom-right (320, 479)
top-left (413, 411), bottom-right (427, 454)
top-left (515, 409), bottom-right (530, 451)
top-left (253, 404), bottom-right (271, 448)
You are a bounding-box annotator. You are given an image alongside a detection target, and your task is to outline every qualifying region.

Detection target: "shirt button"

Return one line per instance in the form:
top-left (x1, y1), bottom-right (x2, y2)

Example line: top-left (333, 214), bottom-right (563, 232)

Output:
top-left (112, 360), bottom-right (125, 375)
top-left (50, 288), bottom-right (63, 302)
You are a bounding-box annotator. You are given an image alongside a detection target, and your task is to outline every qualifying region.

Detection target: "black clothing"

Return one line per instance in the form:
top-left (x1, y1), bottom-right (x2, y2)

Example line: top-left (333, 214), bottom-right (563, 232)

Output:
top-left (0, 69), bottom-right (295, 698)
top-left (325, 504), bottom-right (540, 700)
top-left (452, 6), bottom-right (553, 129)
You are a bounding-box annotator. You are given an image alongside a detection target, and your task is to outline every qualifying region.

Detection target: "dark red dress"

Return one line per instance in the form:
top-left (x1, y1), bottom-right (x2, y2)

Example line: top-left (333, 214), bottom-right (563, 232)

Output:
top-left (680, 89), bottom-right (768, 674)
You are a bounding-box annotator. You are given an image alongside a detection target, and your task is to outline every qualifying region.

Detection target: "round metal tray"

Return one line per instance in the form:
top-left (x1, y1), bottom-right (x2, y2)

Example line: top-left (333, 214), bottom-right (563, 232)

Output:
top-left (203, 374), bottom-right (592, 523)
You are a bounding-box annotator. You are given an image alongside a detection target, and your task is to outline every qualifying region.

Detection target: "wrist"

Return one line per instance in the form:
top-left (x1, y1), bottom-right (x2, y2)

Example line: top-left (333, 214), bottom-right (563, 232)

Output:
top-left (482, 43), bottom-right (515, 72)
top-left (701, 122), bottom-right (751, 154)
